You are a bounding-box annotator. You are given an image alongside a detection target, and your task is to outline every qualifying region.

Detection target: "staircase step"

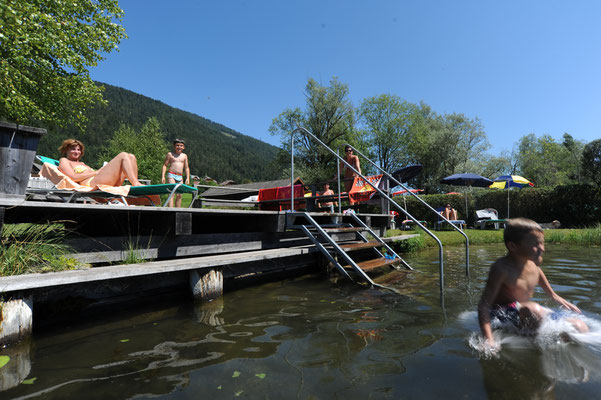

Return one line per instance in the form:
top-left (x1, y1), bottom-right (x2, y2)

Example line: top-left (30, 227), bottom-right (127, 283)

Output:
top-left (343, 257), bottom-right (398, 272)
top-left (338, 241), bottom-right (381, 251)
top-left (323, 227), bottom-right (367, 233)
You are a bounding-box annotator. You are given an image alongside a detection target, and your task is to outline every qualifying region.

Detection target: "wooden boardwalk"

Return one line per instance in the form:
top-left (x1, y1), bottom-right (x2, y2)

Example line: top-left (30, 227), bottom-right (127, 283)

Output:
top-left (0, 199), bottom-right (414, 345)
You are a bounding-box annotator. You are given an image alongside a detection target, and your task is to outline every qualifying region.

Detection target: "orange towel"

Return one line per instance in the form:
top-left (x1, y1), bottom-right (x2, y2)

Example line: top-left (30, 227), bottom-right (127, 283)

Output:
top-left (40, 163), bottom-right (130, 197)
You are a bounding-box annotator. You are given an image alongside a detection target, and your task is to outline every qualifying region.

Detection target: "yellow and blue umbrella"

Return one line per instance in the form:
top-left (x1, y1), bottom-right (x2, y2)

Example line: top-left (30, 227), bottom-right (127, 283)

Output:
top-left (490, 175), bottom-right (534, 218)
top-left (490, 175), bottom-right (534, 189)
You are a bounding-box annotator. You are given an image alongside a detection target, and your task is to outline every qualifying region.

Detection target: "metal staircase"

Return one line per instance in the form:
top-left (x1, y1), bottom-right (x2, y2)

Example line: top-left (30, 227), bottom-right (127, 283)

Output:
top-left (287, 211), bottom-right (412, 287)
top-left (286, 125), bottom-right (470, 293)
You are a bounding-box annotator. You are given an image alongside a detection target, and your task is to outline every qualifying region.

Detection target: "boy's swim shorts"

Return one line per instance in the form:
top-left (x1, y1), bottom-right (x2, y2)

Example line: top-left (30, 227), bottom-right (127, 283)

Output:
top-left (490, 301), bottom-right (521, 327)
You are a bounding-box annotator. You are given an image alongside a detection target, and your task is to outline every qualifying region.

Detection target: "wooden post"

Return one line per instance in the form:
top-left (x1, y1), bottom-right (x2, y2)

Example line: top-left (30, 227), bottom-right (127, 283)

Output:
top-left (0, 340), bottom-right (31, 391)
top-left (0, 207), bottom-right (4, 237)
top-left (193, 297), bottom-right (224, 326)
top-left (189, 269), bottom-right (223, 301)
top-left (0, 295), bottom-right (33, 347)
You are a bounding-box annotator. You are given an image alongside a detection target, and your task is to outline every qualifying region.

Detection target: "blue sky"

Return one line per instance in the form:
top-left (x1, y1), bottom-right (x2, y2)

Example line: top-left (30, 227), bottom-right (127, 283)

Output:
top-left (91, 1), bottom-right (601, 155)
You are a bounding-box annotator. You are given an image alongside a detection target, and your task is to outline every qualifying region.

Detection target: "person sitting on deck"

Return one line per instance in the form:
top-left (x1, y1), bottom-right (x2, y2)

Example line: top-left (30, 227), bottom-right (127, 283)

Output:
top-left (57, 139), bottom-right (143, 187)
top-left (440, 203), bottom-right (458, 220)
top-left (318, 182), bottom-right (337, 213)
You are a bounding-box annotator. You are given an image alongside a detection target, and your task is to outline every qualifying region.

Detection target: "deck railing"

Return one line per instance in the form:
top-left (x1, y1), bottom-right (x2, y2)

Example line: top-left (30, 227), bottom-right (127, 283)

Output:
top-left (289, 125), bottom-right (470, 293)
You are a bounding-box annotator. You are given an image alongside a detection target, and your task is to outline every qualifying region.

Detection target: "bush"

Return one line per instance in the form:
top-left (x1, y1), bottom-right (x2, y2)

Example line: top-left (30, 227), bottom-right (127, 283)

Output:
top-left (0, 224), bottom-right (83, 276)
top-left (392, 184), bottom-right (601, 228)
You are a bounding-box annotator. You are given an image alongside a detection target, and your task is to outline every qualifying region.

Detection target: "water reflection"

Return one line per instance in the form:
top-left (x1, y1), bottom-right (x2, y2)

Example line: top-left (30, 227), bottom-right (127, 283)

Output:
top-left (0, 245), bottom-right (600, 399)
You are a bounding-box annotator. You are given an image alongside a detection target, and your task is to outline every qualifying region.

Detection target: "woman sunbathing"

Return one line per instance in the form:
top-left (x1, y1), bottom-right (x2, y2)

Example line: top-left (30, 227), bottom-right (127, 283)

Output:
top-left (57, 139), bottom-right (143, 187)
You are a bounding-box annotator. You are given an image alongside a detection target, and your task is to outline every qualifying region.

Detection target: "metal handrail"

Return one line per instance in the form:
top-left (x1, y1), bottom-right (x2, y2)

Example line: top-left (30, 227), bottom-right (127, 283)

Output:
top-left (289, 126), bottom-right (450, 292)
top-left (349, 145), bottom-right (470, 276)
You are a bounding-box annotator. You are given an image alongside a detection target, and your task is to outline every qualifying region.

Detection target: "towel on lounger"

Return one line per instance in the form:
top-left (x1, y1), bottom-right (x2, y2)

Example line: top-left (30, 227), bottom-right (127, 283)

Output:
top-left (40, 163), bottom-right (130, 197)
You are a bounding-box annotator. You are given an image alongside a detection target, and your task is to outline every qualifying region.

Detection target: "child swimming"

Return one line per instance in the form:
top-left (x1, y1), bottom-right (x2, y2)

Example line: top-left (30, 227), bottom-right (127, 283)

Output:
top-left (477, 218), bottom-right (589, 350)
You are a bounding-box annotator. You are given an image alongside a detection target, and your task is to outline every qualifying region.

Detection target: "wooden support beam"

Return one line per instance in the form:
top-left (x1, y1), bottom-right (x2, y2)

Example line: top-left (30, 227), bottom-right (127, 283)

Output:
top-left (0, 206), bottom-right (4, 237)
top-left (0, 295), bottom-right (33, 347)
top-left (175, 212), bottom-right (192, 235)
top-left (189, 269), bottom-right (223, 301)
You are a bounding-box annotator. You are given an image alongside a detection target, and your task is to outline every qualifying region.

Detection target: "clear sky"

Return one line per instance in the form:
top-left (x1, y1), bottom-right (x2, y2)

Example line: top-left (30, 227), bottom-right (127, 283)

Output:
top-left (91, 1), bottom-right (601, 155)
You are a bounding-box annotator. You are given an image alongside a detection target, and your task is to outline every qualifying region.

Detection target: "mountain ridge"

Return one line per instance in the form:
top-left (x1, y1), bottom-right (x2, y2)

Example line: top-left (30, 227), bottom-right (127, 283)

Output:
top-left (37, 82), bottom-right (281, 183)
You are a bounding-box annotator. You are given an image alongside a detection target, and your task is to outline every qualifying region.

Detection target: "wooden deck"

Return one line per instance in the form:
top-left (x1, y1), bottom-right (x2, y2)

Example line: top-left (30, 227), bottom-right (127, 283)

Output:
top-left (0, 199), bottom-right (390, 263)
top-left (0, 198), bottom-right (416, 344)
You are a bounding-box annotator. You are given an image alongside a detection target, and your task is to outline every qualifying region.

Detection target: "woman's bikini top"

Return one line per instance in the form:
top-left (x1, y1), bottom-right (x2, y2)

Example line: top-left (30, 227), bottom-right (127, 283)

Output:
top-left (73, 165), bottom-right (89, 174)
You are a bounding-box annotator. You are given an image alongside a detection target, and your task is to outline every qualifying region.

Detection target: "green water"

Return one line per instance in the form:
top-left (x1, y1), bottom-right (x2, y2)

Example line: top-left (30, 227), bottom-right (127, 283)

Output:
top-left (1, 245), bottom-right (600, 399)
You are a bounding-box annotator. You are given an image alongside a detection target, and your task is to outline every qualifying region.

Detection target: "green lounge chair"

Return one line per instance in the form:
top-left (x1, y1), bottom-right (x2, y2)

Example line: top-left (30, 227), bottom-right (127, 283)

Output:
top-left (33, 156), bottom-right (198, 207)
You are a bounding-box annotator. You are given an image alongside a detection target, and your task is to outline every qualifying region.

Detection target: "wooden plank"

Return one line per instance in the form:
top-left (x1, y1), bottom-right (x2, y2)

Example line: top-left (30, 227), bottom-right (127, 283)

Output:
top-left (175, 212), bottom-right (192, 235)
top-left (343, 257), bottom-right (397, 272)
top-left (323, 227), bottom-right (365, 233)
top-left (0, 246), bottom-right (319, 292)
top-left (338, 241), bottom-right (381, 251)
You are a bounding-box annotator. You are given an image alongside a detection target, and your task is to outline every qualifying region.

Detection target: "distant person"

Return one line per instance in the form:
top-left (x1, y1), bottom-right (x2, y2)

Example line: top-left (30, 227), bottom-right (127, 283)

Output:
top-left (161, 138), bottom-right (190, 207)
top-left (335, 145), bottom-right (361, 192)
top-left (440, 203), bottom-right (458, 220)
top-left (318, 182), bottom-right (337, 213)
top-left (57, 139), bottom-right (142, 187)
top-left (478, 218), bottom-right (588, 350)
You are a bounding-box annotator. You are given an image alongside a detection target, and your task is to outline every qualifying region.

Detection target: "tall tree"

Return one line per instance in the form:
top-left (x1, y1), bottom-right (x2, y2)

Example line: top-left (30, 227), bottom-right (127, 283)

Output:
top-left (404, 103), bottom-right (489, 192)
top-left (269, 77), bottom-right (357, 183)
top-left (562, 133), bottom-right (585, 183)
top-left (581, 139), bottom-right (601, 186)
top-left (100, 117), bottom-right (169, 185)
top-left (0, 0), bottom-right (126, 128)
top-left (516, 133), bottom-right (576, 187)
top-left (358, 94), bottom-right (417, 172)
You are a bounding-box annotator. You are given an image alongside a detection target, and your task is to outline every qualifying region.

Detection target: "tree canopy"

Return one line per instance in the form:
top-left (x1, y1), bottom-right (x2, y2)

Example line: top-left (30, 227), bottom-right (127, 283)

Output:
top-left (269, 77), bottom-right (357, 183)
top-left (100, 117), bottom-right (169, 185)
top-left (582, 139), bottom-right (601, 186)
top-left (0, 0), bottom-right (126, 128)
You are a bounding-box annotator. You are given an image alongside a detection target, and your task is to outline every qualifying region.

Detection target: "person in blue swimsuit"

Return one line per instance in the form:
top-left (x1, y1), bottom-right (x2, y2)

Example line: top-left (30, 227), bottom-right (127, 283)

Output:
top-left (161, 139), bottom-right (190, 207)
top-left (478, 218), bottom-right (589, 349)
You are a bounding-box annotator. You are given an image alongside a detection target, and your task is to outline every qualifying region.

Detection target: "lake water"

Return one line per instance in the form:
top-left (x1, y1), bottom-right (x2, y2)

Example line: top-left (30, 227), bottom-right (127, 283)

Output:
top-left (2, 245), bottom-right (601, 399)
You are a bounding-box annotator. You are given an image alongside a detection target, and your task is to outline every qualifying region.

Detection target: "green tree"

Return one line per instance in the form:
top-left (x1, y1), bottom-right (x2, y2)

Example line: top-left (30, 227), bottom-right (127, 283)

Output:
top-left (358, 94), bottom-right (417, 172)
top-left (269, 77), bottom-right (357, 183)
top-left (404, 103), bottom-right (489, 192)
top-left (0, 0), bottom-right (126, 128)
top-left (100, 117), bottom-right (169, 185)
top-left (562, 133), bottom-right (584, 182)
top-left (516, 134), bottom-right (576, 187)
top-left (581, 139), bottom-right (601, 186)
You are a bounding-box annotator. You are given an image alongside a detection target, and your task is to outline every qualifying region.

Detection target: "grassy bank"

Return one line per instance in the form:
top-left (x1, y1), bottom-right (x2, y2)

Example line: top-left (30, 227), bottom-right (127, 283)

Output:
top-left (0, 224), bottom-right (84, 276)
top-left (387, 225), bottom-right (601, 253)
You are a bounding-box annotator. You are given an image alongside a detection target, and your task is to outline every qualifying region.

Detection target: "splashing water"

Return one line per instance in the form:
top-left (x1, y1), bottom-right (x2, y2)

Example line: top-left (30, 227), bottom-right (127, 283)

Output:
top-left (461, 309), bottom-right (601, 382)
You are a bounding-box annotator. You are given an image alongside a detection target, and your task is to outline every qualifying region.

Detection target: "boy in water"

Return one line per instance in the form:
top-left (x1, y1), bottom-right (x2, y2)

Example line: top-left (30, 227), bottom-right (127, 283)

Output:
top-left (478, 218), bottom-right (588, 349)
top-left (161, 139), bottom-right (190, 207)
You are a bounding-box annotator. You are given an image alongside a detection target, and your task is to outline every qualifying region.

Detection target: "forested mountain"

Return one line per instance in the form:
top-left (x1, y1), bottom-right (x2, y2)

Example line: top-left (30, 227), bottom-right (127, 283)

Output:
top-left (37, 83), bottom-right (280, 183)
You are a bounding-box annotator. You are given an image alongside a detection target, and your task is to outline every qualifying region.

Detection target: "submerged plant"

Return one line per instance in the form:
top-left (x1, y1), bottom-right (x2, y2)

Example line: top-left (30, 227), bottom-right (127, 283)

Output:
top-left (0, 223), bottom-right (82, 276)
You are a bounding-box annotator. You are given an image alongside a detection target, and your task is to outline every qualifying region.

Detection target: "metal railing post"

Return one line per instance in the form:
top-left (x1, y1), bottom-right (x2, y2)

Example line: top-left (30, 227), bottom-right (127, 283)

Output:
top-left (350, 145), bottom-right (470, 277)
top-left (292, 126), bottom-right (450, 292)
top-left (290, 133), bottom-right (294, 211)
top-left (336, 149), bottom-right (342, 213)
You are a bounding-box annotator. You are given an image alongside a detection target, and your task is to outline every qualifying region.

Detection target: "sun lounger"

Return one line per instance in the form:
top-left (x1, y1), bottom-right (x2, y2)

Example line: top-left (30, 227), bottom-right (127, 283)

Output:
top-left (435, 207), bottom-right (466, 230)
top-left (33, 156), bottom-right (198, 207)
top-left (475, 208), bottom-right (507, 229)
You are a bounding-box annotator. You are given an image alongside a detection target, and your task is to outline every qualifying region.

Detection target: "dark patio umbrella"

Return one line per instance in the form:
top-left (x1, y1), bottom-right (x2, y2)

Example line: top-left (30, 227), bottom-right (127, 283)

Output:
top-left (440, 173), bottom-right (493, 220)
top-left (392, 164), bottom-right (423, 183)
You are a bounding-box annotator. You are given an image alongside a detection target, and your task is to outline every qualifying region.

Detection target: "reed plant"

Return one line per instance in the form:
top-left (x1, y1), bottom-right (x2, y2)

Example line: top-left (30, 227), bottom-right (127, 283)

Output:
top-left (0, 223), bottom-right (82, 276)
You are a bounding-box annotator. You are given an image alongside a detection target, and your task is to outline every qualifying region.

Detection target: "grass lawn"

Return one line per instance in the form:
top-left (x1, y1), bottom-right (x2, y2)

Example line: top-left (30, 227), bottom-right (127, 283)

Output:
top-left (387, 225), bottom-right (601, 253)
